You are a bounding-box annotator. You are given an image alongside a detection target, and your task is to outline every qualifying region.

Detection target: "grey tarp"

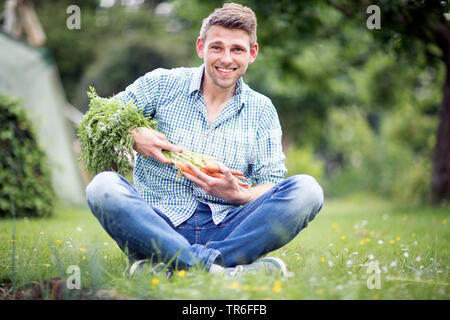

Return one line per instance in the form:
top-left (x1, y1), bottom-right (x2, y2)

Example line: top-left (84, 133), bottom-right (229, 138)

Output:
top-left (0, 32), bottom-right (85, 204)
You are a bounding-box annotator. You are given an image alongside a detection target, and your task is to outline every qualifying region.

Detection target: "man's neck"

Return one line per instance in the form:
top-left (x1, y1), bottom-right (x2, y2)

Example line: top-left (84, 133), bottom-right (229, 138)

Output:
top-left (200, 74), bottom-right (236, 126)
top-left (201, 74), bottom-right (235, 107)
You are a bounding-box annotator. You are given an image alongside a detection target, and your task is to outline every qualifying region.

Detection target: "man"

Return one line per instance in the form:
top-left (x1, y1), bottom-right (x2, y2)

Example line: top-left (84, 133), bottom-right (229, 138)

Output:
top-left (86, 3), bottom-right (323, 277)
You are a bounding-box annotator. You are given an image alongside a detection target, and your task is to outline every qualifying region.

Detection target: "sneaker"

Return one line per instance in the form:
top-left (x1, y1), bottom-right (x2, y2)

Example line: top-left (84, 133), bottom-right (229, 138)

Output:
top-left (129, 259), bottom-right (173, 279)
top-left (209, 257), bottom-right (293, 278)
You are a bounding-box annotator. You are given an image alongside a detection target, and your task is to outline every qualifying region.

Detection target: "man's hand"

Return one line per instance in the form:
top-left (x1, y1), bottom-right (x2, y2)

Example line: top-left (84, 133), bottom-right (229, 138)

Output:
top-left (182, 162), bottom-right (252, 205)
top-left (131, 127), bottom-right (183, 164)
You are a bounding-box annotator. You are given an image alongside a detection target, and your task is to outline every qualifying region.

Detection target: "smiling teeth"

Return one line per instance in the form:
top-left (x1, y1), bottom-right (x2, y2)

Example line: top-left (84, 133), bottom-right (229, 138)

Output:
top-left (218, 68), bottom-right (234, 72)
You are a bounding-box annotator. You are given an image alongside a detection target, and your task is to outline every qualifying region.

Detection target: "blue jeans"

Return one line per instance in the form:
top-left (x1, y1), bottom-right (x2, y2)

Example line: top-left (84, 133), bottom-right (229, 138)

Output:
top-left (86, 172), bottom-right (324, 271)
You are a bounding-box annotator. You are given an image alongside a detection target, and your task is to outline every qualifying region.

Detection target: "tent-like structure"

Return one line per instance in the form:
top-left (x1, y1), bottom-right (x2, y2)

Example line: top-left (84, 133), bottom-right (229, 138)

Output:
top-left (0, 0), bottom-right (85, 204)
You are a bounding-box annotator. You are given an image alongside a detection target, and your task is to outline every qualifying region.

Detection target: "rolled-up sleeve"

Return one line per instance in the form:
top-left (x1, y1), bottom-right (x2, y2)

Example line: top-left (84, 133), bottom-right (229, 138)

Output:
top-left (251, 102), bottom-right (287, 185)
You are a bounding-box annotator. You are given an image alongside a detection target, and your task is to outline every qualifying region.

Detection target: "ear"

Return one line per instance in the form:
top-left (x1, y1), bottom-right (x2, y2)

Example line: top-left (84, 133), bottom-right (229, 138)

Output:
top-left (248, 42), bottom-right (258, 64)
top-left (196, 37), bottom-right (205, 59)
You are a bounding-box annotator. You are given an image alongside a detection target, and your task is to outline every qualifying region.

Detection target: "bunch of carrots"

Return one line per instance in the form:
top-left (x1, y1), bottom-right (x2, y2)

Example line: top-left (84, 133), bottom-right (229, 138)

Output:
top-left (162, 149), bottom-right (249, 189)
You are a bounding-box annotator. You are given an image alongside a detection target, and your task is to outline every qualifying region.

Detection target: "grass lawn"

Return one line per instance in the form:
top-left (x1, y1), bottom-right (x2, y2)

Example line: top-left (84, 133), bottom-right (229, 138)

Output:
top-left (0, 193), bottom-right (448, 300)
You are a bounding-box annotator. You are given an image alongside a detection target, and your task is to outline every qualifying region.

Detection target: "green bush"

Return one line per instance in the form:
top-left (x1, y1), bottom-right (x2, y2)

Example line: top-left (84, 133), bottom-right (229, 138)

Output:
top-left (0, 93), bottom-right (54, 218)
top-left (285, 144), bottom-right (325, 182)
top-left (323, 105), bottom-right (437, 204)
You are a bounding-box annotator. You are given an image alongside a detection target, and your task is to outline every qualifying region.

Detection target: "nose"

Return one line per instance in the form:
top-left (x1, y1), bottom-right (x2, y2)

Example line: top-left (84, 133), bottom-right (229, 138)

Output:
top-left (220, 49), bottom-right (233, 65)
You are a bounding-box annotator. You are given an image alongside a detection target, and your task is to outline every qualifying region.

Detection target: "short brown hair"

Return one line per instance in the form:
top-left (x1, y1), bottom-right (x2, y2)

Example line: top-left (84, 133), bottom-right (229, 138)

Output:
top-left (199, 3), bottom-right (257, 45)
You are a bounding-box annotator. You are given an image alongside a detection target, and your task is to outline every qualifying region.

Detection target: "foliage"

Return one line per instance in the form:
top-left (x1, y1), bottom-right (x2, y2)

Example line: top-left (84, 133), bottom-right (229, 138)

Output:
top-left (0, 94), bottom-right (54, 218)
top-left (323, 102), bottom-right (438, 203)
top-left (74, 32), bottom-right (192, 113)
top-left (34, 0), bottom-right (187, 103)
top-left (31, 0), bottom-right (447, 202)
top-left (285, 144), bottom-right (325, 183)
top-left (77, 87), bottom-right (157, 176)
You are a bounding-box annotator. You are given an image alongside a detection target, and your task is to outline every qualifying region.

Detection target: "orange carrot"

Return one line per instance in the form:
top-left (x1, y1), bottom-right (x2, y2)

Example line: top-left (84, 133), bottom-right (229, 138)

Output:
top-left (176, 161), bottom-right (249, 189)
top-left (175, 161), bottom-right (195, 176)
top-left (204, 159), bottom-right (243, 176)
top-left (237, 181), bottom-right (249, 189)
top-left (200, 169), bottom-right (225, 178)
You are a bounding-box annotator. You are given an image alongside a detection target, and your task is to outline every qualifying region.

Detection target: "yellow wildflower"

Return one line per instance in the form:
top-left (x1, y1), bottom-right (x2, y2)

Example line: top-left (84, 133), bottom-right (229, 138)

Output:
top-left (320, 257), bottom-right (325, 262)
top-left (152, 278), bottom-right (159, 285)
top-left (389, 240), bottom-right (395, 244)
top-left (340, 235), bottom-right (346, 240)
top-left (395, 236), bottom-right (400, 241)
top-left (230, 282), bottom-right (240, 290)
top-left (273, 281), bottom-right (282, 293)
top-left (177, 270), bottom-right (186, 277)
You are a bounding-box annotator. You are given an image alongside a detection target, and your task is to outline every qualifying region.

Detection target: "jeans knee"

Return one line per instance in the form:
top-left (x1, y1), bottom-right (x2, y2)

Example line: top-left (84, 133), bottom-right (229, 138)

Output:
top-left (86, 171), bottom-right (121, 207)
top-left (289, 174), bottom-right (324, 214)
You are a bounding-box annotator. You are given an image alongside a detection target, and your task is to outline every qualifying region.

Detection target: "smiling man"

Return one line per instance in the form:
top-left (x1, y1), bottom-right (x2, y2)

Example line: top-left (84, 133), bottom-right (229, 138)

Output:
top-left (86, 3), bottom-right (324, 277)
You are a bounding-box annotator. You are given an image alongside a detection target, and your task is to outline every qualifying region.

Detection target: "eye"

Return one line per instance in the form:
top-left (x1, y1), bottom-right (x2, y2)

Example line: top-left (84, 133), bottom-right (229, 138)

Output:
top-left (233, 47), bottom-right (245, 53)
top-left (211, 45), bottom-right (221, 51)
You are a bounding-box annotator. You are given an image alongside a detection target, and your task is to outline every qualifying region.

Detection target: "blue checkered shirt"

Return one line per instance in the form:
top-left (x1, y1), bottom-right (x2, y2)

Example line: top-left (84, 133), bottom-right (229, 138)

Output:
top-left (116, 65), bottom-right (287, 227)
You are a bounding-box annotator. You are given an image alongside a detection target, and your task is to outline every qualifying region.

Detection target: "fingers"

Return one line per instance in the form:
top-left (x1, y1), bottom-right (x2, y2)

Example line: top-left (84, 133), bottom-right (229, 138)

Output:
top-left (153, 150), bottom-right (173, 165)
top-left (154, 130), bottom-right (168, 141)
top-left (155, 136), bottom-right (184, 153)
top-left (182, 171), bottom-right (208, 190)
top-left (186, 163), bottom-right (211, 181)
top-left (218, 163), bottom-right (233, 178)
top-left (163, 141), bottom-right (184, 153)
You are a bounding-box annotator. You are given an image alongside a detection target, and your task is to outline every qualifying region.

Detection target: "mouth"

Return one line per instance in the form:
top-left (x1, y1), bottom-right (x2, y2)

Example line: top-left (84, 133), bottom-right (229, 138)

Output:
top-left (215, 66), bottom-right (237, 75)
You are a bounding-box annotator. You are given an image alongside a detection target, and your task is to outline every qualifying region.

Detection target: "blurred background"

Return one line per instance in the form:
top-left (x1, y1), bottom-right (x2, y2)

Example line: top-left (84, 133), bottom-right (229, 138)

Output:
top-left (1, 0), bottom-right (449, 216)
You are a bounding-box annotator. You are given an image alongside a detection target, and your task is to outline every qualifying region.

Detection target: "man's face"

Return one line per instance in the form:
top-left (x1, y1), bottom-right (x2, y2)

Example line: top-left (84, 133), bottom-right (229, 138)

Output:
top-left (196, 25), bottom-right (258, 90)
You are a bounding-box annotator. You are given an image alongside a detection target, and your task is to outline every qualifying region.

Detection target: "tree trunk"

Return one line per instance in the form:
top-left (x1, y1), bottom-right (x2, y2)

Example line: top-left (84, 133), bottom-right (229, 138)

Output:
top-left (432, 24), bottom-right (450, 203)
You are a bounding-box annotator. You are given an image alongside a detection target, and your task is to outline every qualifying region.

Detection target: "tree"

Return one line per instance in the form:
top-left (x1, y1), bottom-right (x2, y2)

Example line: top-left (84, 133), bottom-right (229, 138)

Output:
top-left (321, 1), bottom-right (450, 203)
top-left (175, 0), bottom-right (449, 203)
